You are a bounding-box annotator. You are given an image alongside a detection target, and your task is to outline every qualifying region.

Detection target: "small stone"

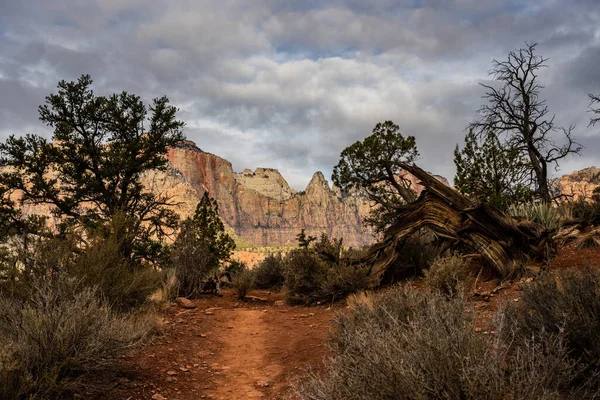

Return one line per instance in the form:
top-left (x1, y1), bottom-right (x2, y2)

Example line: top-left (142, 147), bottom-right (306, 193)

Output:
top-left (205, 311), bottom-right (214, 315)
top-left (152, 394), bottom-right (166, 400)
top-left (166, 370), bottom-right (178, 376)
top-left (180, 367), bottom-right (189, 372)
top-left (175, 297), bottom-right (196, 309)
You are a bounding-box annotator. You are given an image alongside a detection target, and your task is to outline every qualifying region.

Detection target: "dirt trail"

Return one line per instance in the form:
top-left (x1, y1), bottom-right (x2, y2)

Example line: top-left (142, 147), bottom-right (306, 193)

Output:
top-left (104, 291), bottom-right (336, 400)
top-left (209, 309), bottom-right (280, 399)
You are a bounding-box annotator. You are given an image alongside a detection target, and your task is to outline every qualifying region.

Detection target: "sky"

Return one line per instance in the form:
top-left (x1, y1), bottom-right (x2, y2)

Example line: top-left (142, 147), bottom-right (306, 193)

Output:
top-left (1, 0), bottom-right (599, 190)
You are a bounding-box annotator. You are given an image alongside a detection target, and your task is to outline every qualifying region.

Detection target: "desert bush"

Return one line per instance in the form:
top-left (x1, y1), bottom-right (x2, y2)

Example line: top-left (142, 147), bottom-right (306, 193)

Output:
top-left (232, 265), bottom-right (256, 300)
top-left (424, 254), bottom-right (473, 295)
top-left (254, 253), bottom-right (286, 289)
top-left (0, 278), bottom-right (153, 399)
top-left (282, 248), bottom-right (373, 305)
top-left (514, 268), bottom-right (600, 370)
top-left (320, 263), bottom-right (375, 303)
top-left (171, 241), bottom-right (214, 298)
top-left (66, 232), bottom-right (161, 313)
top-left (283, 249), bottom-right (327, 305)
top-left (160, 267), bottom-right (179, 302)
top-left (224, 259), bottom-right (247, 277)
top-left (296, 285), bottom-right (592, 400)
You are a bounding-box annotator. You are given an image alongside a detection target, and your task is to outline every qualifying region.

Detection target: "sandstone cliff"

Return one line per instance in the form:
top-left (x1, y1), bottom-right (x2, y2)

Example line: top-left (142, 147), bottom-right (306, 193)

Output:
top-left (557, 166), bottom-right (600, 201)
top-left (166, 143), bottom-right (374, 247)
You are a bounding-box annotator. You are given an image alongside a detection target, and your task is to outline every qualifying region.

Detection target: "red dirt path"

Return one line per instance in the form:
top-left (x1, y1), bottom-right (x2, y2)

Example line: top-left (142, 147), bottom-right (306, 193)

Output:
top-left (103, 291), bottom-right (337, 400)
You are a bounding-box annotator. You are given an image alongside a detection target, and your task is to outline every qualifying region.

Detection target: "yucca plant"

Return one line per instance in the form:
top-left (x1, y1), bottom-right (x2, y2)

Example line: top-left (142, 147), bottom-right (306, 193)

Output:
top-left (508, 202), bottom-right (561, 231)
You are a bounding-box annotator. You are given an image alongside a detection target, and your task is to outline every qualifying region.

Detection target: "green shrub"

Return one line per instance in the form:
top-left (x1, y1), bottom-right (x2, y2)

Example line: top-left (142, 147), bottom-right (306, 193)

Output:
top-left (66, 233), bottom-right (161, 313)
top-left (254, 253), bottom-right (285, 289)
top-left (171, 242), bottom-right (215, 298)
top-left (0, 278), bottom-right (154, 399)
top-left (296, 285), bottom-right (592, 400)
top-left (232, 266), bottom-right (256, 300)
top-left (424, 254), bottom-right (473, 295)
top-left (283, 248), bottom-right (375, 305)
top-left (283, 249), bottom-right (327, 305)
top-left (171, 192), bottom-right (235, 298)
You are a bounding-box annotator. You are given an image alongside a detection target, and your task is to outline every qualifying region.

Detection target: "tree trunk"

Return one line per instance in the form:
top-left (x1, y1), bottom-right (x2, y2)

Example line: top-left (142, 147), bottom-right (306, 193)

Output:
top-left (365, 163), bottom-right (554, 279)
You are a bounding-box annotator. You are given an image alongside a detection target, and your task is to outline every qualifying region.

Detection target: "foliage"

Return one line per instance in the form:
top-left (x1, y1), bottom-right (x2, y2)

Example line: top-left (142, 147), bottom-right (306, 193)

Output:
top-left (171, 192), bottom-right (235, 297)
top-left (332, 121), bottom-right (419, 233)
top-left (566, 188), bottom-right (600, 226)
top-left (231, 265), bottom-right (256, 300)
top-left (469, 43), bottom-right (580, 203)
top-left (424, 254), bottom-right (474, 296)
top-left (296, 229), bottom-right (316, 249)
top-left (508, 202), bottom-right (561, 231)
top-left (283, 249), bottom-right (327, 305)
top-left (0, 278), bottom-right (154, 399)
top-left (65, 218), bottom-right (161, 312)
top-left (296, 285), bottom-right (594, 400)
top-left (454, 129), bottom-right (533, 209)
top-left (254, 253), bottom-right (286, 289)
top-left (283, 236), bottom-right (374, 305)
top-left (0, 216), bottom-right (161, 312)
top-left (0, 75), bottom-right (185, 264)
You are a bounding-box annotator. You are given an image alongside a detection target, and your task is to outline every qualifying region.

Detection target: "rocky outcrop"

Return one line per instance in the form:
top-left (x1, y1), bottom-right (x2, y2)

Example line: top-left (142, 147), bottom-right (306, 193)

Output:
top-left (166, 143), bottom-right (374, 247)
top-left (557, 166), bottom-right (600, 201)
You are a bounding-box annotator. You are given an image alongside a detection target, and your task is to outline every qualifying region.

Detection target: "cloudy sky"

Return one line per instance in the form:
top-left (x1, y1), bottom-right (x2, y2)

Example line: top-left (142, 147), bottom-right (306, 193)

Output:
top-left (1, 0), bottom-right (599, 190)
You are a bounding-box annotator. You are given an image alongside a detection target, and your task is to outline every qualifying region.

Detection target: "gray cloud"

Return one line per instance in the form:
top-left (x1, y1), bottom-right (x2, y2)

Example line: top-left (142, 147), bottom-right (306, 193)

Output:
top-left (0, 0), bottom-right (599, 190)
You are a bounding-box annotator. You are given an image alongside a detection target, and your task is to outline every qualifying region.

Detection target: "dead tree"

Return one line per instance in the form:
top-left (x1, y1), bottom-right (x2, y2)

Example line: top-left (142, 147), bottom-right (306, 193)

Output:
top-left (365, 163), bottom-right (554, 279)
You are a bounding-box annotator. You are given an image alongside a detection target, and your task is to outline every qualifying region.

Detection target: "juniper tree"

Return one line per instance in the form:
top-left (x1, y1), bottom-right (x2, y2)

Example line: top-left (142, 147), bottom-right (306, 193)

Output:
top-left (171, 192), bottom-right (235, 297)
top-left (0, 75), bottom-right (185, 264)
top-left (454, 129), bottom-right (533, 209)
top-left (332, 121), bottom-right (419, 233)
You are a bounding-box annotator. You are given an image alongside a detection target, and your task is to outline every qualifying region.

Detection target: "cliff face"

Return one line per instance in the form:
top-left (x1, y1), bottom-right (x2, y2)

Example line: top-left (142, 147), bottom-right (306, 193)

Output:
top-left (166, 143), bottom-right (374, 247)
top-left (557, 166), bottom-right (600, 201)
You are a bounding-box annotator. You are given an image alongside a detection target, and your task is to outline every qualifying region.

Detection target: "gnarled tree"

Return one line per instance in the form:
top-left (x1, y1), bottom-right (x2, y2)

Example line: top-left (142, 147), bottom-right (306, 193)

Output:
top-left (469, 43), bottom-right (580, 203)
top-left (332, 121), bottom-right (419, 233)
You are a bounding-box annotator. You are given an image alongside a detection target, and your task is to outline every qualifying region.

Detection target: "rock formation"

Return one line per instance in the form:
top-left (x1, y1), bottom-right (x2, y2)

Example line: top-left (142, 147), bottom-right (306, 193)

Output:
top-left (165, 142), bottom-right (374, 247)
top-left (557, 166), bottom-right (600, 201)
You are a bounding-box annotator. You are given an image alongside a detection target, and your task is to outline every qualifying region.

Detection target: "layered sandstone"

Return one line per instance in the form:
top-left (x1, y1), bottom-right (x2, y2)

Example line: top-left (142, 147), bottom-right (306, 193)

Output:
top-left (166, 143), bottom-right (374, 247)
top-left (557, 166), bottom-right (600, 201)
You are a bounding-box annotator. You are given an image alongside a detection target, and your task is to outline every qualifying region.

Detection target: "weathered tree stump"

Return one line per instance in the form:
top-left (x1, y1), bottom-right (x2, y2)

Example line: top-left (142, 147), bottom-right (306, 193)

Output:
top-left (366, 163), bottom-right (554, 278)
